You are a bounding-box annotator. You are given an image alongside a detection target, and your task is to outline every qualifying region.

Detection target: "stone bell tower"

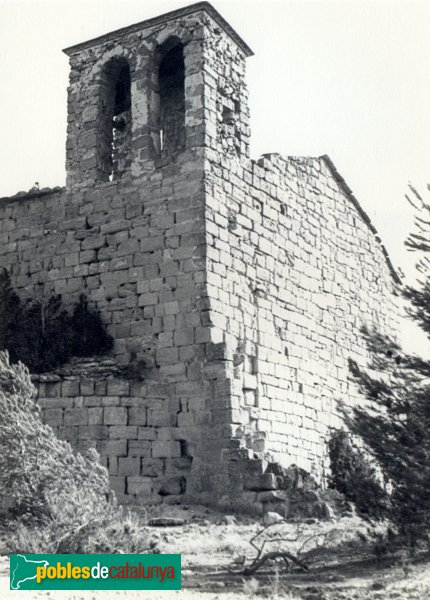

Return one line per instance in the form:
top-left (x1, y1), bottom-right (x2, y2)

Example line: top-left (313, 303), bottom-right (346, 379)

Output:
top-left (63, 1), bottom-right (253, 188)
top-left (53, 2), bottom-right (258, 505)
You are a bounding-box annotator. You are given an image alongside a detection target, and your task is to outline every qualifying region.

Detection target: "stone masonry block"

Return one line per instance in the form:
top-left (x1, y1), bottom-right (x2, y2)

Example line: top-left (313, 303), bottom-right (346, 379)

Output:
top-left (138, 292), bottom-right (158, 307)
top-left (80, 379), bottom-right (95, 395)
top-left (244, 473), bottom-right (277, 492)
top-left (138, 427), bottom-right (156, 441)
top-left (75, 440), bottom-right (96, 454)
top-left (58, 426), bottom-right (78, 442)
top-left (127, 476), bottom-right (153, 496)
top-left (109, 476), bottom-right (126, 496)
top-left (79, 426), bottom-right (109, 440)
top-left (108, 457), bottom-right (118, 476)
top-left (140, 458), bottom-right (164, 477)
top-left (130, 381), bottom-right (146, 396)
top-left (120, 397), bottom-right (145, 407)
top-left (128, 407), bottom-right (147, 426)
top-left (38, 397), bottom-right (73, 409)
top-left (43, 408), bottom-right (63, 426)
top-left (107, 379), bottom-right (130, 396)
top-left (64, 408), bottom-right (88, 426)
top-left (95, 381), bottom-right (107, 395)
top-left (88, 407), bottom-right (103, 425)
top-left (83, 396), bottom-right (102, 407)
top-left (152, 440), bottom-right (181, 458)
top-left (44, 382), bottom-right (62, 398)
top-left (73, 397), bottom-right (84, 408)
top-left (173, 328), bottom-right (195, 346)
top-left (118, 457), bottom-right (141, 476)
top-left (128, 440), bottom-right (152, 458)
top-left (159, 477), bottom-right (185, 496)
top-left (102, 397), bottom-right (120, 406)
top-left (170, 457), bottom-right (193, 472)
top-left (104, 406), bottom-right (127, 425)
top-left (159, 364), bottom-right (186, 382)
top-left (177, 412), bottom-right (194, 427)
top-left (62, 380), bottom-right (80, 397)
top-left (109, 426), bottom-right (137, 439)
top-left (97, 440), bottom-right (128, 457)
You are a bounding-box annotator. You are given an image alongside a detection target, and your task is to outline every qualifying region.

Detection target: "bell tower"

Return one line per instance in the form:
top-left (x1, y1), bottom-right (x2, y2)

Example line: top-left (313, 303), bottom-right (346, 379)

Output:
top-left (63, 2), bottom-right (253, 188)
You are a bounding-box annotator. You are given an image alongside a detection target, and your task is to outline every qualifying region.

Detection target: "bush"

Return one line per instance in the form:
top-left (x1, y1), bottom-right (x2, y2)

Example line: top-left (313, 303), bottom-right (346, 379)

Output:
top-left (7, 501), bottom-right (151, 555)
top-left (0, 269), bottom-right (113, 373)
top-left (327, 429), bottom-right (388, 519)
top-left (348, 329), bottom-right (430, 546)
top-left (0, 351), bottom-right (148, 554)
top-left (70, 294), bottom-right (113, 358)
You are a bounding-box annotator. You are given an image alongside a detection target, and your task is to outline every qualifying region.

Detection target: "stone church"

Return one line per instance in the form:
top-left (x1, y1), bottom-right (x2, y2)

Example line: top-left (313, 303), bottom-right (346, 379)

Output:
top-left (0, 2), bottom-right (399, 511)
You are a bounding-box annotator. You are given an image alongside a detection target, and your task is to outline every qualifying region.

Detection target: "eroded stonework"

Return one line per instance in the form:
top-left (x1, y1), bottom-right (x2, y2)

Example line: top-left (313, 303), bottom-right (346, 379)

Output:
top-left (0, 2), bottom-right (399, 511)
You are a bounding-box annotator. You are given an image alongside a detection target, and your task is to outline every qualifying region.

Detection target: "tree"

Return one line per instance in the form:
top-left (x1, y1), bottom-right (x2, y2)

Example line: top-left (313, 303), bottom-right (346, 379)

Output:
top-left (327, 429), bottom-right (388, 520)
top-left (347, 184), bottom-right (430, 547)
top-left (0, 271), bottom-right (113, 373)
top-left (0, 350), bottom-right (148, 555)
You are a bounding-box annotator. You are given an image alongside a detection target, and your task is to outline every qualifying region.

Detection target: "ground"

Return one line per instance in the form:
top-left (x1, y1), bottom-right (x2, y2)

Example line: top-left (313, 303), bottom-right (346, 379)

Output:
top-left (1, 505), bottom-right (429, 599)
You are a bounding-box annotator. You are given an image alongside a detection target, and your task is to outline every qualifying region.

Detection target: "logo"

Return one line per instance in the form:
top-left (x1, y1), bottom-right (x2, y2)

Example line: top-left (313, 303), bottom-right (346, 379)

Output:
top-left (10, 554), bottom-right (181, 590)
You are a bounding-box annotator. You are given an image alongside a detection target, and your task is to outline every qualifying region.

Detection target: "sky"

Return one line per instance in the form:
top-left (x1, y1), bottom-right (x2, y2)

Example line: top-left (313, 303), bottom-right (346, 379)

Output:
top-left (1, 0), bottom-right (430, 350)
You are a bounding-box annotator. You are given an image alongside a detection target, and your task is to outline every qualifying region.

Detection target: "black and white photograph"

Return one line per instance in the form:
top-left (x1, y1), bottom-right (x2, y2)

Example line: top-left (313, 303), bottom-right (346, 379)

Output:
top-left (0, 1), bottom-right (430, 598)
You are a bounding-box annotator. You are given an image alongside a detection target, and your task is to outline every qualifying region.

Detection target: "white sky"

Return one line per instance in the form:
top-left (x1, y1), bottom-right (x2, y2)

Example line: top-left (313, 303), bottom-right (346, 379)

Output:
top-left (1, 0), bottom-right (430, 351)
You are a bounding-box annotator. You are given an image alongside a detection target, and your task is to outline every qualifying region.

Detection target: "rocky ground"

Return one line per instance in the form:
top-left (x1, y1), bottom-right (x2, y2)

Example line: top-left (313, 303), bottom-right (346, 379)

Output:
top-left (1, 505), bottom-right (429, 599)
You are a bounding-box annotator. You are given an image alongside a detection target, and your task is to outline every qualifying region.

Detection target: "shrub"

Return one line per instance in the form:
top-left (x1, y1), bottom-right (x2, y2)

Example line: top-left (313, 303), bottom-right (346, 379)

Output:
top-left (0, 269), bottom-right (112, 373)
top-left (327, 429), bottom-right (388, 519)
top-left (0, 351), bottom-right (148, 554)
top-left (7, 501), bottom-right (151, 555)
top-left (70, 294), bottom-right (113, 358)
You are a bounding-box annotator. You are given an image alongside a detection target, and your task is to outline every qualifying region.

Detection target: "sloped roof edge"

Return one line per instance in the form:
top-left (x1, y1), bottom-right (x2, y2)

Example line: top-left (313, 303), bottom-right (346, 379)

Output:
top-left (63, 2), bottom-right (253, 57)
top-left (320, 154), bottom-right (401, 285)
top-left (0, 186), bottom-right (66, 205)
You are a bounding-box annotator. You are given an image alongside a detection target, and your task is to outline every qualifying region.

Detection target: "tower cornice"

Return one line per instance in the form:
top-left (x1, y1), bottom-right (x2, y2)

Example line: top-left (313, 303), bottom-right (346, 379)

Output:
top-left (62, 2), bottom-right (253, 58)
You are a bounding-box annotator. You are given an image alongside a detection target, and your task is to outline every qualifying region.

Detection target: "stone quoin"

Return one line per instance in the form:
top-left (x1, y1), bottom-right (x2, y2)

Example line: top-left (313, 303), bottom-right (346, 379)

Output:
top-left (0, 2), bottom-right (399, 511)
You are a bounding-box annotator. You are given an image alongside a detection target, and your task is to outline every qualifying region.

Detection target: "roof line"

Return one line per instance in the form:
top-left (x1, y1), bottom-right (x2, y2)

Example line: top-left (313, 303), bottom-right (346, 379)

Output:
top-left (0, 186), bottom-right (65, 205)
top-left (320, 154), bottom-right (401, 285)
top-left (62, 2), bottom-right (253, 57)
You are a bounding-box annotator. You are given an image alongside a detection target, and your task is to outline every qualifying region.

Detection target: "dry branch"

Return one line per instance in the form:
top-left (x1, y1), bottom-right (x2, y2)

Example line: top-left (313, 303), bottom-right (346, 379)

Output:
top-left (227, 520), bottom-right (327, 576)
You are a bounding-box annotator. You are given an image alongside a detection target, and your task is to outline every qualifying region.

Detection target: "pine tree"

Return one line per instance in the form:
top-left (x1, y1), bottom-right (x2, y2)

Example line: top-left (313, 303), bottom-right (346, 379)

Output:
top-left (0, 271), bottom-right (112, 373)
top-left (347, 184), bottom-right (430, 546)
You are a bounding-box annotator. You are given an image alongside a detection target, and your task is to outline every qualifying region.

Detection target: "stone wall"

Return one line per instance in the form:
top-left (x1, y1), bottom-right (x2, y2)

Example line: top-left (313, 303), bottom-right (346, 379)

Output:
top-left (35, 359), bottom-right (194, 505)
top-left (204, 153), bottom-right (399, 483)
top-left (0, 3), bottom-right (400, 508)
top-left (0, 166), bottom-right (219, 502)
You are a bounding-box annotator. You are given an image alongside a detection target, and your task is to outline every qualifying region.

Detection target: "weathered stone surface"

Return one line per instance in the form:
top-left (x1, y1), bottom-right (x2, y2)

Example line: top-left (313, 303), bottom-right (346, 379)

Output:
top-left (104, 406), bottom-right (127, 425)
top-left (221, 515), bottom-right (237, 525)
top-left (153, 441), bottom-right (181, 459)
top-left (98, 440), bottom-right (127, 456)
top-left (118, 457), bottom-right (141, 476)
top-left (257, 490), bottom-right (287, 503)
top-left (61, 380), bottom-right (80, 397)
top-left (2, 3), bottom-right (400, 510)
top-left (244, 473), bottom-right (277, 491)
top-left (128, 440), bottom-right (151, 458)
top-left (158, 477), bottom-right (186, 496)
top-left (140, 458), bottom-right (164, 477)
top-left (128, 407), bottom-right (147, 426)
top-left (263, 511), bottom-right (284, 526)
top-left (43, 408), bottom-right (63, 426)
top-left (127, 476), bottom-right (152, 496)
top-left (107, 380), bottom-right (129, 396)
